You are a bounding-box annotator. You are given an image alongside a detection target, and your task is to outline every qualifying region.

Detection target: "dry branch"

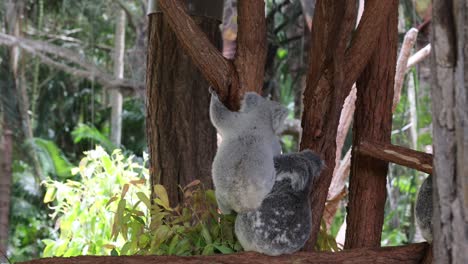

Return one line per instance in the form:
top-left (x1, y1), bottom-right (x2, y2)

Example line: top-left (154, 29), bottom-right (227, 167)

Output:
top-left (393, 28), bottom-right (419, 112)
top-left (358, 140), bottom-right (433, 174)
top-left (0, 32), bottom-right (143, 95)
top-left (406, 44), bottom-right (431, 70)
top-left (19, 243), bottom-right (430, 264)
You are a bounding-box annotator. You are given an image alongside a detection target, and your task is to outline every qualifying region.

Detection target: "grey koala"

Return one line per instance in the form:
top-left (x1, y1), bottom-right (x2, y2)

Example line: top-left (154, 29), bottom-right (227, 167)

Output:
top-left (415, 174), bottom-right (433, 243)
top-left (235, 150), bottom-right (324, 256)
top-left (210, 91), bottom-right (288, 214)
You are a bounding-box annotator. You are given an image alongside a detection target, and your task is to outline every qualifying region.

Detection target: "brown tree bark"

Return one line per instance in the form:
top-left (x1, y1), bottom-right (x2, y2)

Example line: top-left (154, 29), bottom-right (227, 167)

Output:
top-left (431, 0), bottom-right (468, 263)
top-left (358, 140), bottom-right (433, 174)
top-left (0, 127), bottom-right (13, 255)
top-left (157, 0), bottom-right (266, 110)
top-left (146, 10), bottom-right (222, 204)
top-left (300, 0), bottom-right (397, 250)
top-left (19, 243), bottom-right (430, 264)
top-left (344, 1), bottom-right (399, 249)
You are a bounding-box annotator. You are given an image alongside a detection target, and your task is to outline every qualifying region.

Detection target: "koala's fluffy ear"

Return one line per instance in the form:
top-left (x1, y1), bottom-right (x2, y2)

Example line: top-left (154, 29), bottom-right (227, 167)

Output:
top-left (272, 105), bottom-right (288, 134)
top-left (241, 92), bottom-right (261, 112)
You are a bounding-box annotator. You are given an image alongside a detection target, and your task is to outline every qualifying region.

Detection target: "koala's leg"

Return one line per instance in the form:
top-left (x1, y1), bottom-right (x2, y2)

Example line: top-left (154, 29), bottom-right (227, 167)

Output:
top-left (216, 195), bottom-right (233, 215)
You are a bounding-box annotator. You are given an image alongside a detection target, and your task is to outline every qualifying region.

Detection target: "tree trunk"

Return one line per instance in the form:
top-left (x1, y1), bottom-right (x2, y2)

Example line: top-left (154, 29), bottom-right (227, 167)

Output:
top-left (345, 0), bottom-right (398, 248)
top-left (146, 3), bottom-right (223, 204)
top-left (110, 9), bottom-right (126, 146)
top-left (0, 125), bottom-right (13, 255)
top-left (431, 0), bottom-right (468, 263)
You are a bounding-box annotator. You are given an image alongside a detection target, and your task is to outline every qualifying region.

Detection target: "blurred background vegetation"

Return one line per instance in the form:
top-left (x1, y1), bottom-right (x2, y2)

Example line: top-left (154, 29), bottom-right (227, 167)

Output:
top-left (0, 0), bottom-right (432, 262)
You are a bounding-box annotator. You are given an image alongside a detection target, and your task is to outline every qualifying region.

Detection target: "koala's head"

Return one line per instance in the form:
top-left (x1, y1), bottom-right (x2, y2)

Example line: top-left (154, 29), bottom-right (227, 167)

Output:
top-left (240, 92), bottom-right (288, 134)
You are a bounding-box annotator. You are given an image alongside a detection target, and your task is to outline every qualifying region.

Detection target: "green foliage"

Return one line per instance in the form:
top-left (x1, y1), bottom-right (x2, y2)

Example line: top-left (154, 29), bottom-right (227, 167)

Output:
top-left (27, 138), bottom-right (74, 179)
top-left (8, 161), bottom-right (53, 263)
top-left (42, 147), bottom-right (147, 256)
top-left (42, 147), bottom-right (241, 257)
top-left (316, 220), bottom-right (340, 252)
top-left (72, 124), bottom-right (116, 152)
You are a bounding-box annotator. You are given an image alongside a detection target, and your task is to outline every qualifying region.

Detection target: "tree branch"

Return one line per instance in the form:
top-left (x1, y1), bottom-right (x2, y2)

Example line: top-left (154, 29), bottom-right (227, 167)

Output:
top-left (0, 32), bottom-right (144, 95)
top-left (157, 0), bottom-right (237, 108)
top-left (358, 140), bottom-right (433, 174)
top-left (234, 0), bottom-right (267, 94)
top-left (393, 28), bottom-right (418, 112)
top-left (19, 243), bottom-right (430, 264)
top-left (300, 0), bottom-right (398, 249)
top-left (406, 44), bottom-right (431, 70)
top-left (343, 0), bottom-right (397, 91)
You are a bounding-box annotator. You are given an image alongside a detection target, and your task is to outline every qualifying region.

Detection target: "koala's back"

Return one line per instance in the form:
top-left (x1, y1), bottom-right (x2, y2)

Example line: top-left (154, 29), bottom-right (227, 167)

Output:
top-left (235, 179), bottom-right (312, 256)
top-left (212, 134), bottom-right (276, 213)
top-left (415, 175), bottom-right (433, 242)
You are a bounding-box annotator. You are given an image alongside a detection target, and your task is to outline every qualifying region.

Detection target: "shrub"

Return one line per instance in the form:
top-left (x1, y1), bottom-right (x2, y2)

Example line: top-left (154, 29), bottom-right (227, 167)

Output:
top-left (42, 146), bottom-right (240, 257)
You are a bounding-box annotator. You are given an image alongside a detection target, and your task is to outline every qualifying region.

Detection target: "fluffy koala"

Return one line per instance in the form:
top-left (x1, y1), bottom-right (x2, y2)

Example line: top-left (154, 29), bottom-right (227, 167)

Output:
top-left (415, 175), bottom-right (433, 243)
top-left (235, 150), bottom-right (324, 256)
top-left (210, 91), bottom-right (288, 214)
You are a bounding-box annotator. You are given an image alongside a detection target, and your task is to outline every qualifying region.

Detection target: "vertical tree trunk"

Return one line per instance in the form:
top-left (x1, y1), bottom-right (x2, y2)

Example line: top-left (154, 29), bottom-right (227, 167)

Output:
top-left (345, 0), bottom-right (398, 249)
top-left (0, 126), bottom-right (13, 255)
top-left (110, 9), bottom-right (126, 146)
top-left (431, 0), bottom-right (468, 263)
top-left (146, 2), bottom-right (223, 204)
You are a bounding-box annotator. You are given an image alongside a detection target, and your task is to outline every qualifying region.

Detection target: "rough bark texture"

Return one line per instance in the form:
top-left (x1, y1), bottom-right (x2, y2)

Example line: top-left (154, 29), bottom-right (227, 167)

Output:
top-left (345, 0), bottom-right (398, 249)
top-left (19, 243), bottom-right (430, 264)
top-left (233, 0), bottom-right (266, 94)
top-left (431, 0), bottom-right (468, 263)
top-left (158, 0), bottom-right (266, 110)
top-left (358, 141), bottom-right (433, 175)
top-left (0, 129), bottom-right (13, 255)
top-left (146, 13), bottom-right (220, 204)
top-left (157, 0), bottom-right (230, 108)
top-left (300, 0), bottom-right (396, 250)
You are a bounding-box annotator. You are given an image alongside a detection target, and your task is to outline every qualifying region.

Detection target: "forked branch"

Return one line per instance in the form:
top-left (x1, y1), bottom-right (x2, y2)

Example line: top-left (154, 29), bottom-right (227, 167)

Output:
top-left (158, 0), bottom-right (267, 110)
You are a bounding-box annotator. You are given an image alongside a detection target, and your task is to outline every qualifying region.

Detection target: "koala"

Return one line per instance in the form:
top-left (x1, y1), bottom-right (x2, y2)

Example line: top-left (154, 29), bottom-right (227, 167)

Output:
top-left (210, 91), bottom-right (288, 214)
top-left (415, 174), bottom-right (433, 243)
top-left (235, 150), bottom-right (324, 256)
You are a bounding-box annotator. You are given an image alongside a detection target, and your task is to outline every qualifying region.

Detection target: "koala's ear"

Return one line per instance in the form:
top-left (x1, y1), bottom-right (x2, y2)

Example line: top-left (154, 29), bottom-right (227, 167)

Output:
top-left (271, 105), bottom-right (288, 134)
top-left (241, 92), bottom-right (261, 112)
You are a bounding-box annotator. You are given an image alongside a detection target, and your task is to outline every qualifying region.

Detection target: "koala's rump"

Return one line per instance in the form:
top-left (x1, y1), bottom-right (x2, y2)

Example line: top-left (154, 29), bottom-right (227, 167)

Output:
top-left (235, 181), bottom-right (312, 256)
top-left (212, 137), bottom-right (276, 212)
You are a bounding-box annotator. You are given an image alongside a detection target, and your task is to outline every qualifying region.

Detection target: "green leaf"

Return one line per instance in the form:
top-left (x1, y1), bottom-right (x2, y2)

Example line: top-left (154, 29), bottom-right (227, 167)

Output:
top-left (110, 248), bottom-right (119, 256)
top-left (28, 138), bottom-right (73, 178)
top-left (153, 185), bottom-right (170, 210)
top-left (136, 192), bottom-right (151, 209)
top-left (201, 224), bottom-right (213, 244)
top-left (72, 124), bottom-right (116, 151)
top-left (213, 244), bottom-right (234, 254)
top-left (202, 244), bottom-right (214, 255)
top-left (43, 186), bottom-right (56, 203)
top-left (167, 235), bottom-right (180, 255)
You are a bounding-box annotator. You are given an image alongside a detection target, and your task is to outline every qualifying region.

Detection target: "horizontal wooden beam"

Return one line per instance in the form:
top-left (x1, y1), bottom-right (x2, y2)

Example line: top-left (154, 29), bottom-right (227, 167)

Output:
top-left (19, 243), bottom-right (430, 264)
top-left (358, 140), bottom-right (433, 174)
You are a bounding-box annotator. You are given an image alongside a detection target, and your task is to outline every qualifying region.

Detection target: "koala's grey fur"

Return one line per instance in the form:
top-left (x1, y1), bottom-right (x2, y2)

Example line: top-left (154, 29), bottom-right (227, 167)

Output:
top-left (415, 174), bottom-right (433, 243)
top-left (210, 91), bottom-right (288, 214)
top-left (235, 150), bottom-right (324, 256)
